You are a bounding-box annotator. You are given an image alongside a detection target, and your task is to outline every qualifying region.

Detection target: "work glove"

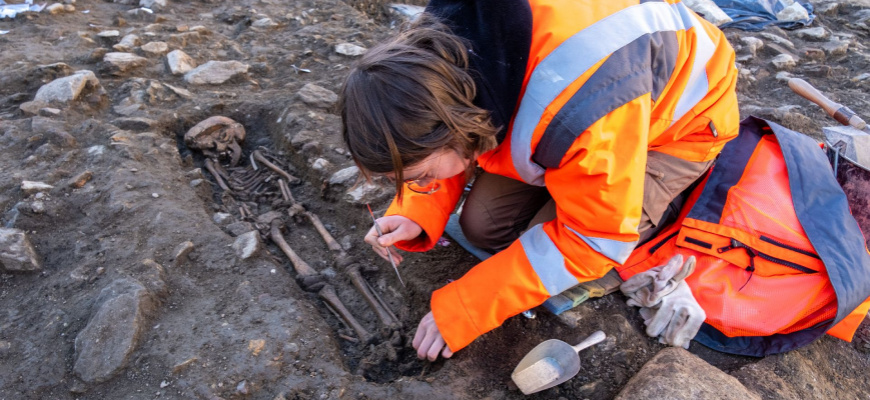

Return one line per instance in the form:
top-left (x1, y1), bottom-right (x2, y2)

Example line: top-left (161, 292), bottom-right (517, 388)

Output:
top-left (620, 255), bottom-right (706, 349)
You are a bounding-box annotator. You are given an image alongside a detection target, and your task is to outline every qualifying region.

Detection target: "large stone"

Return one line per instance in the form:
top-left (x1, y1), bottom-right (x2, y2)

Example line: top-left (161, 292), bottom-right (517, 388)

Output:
top-left (74, 278), bottom-right (158, 383)
top-left (683, 0), bottom-right (731, 26)
top-left (759, 32), bottom-right (795, 49)
top-left (297, 83), bottom-right (338, 109)
top-left (33, 70), bottom-right (101, 104)
top-left (141, 41), bottom-right (169, 57)
top-left (795, 27), bottom-right (829, 41)
top-left (822, 39), bottom-right (849, 57)
top-left (328, 166), bottom-right (360, 186)
top-left (740, 36), bottom-right (764, 57)
top-left (776, 2), bottom-right (810, 22)
top-left (771, 54), bottom-right (797, 70)
top-left (103, 52), bottom-right (149, 75)
top-left (184, 60), bottom-right (249, 85)
top-left (344, 181), bottom-right (391, 205)
top-left (140, 0), bottom-right (166, 11)
top-left (0, 228), bottom-right (42, 272)
top-left (113, 34), bottom-right (141, 52)
top-left (166, 49), bottom-right (197, 75)
top-left (335, 43), bottom-right (367, 56)
top-left (614, 348), bottom-right (761, 400)
top-left (21, 180), bottom-right (54, 196)
top-left (232, 231), bottom-right (261, 259)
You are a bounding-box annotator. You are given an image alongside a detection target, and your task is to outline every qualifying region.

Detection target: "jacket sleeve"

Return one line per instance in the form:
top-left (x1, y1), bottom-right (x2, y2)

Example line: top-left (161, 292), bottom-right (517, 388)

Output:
top-left (384, 172), bottom-right (467, 252)
top-left (432, 96), bottom-right (650, 351)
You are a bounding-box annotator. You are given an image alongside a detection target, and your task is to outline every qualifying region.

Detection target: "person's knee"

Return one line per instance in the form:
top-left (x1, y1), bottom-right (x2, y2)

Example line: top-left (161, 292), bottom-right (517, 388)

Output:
top-left (459, 206), bottom-right (511, 251)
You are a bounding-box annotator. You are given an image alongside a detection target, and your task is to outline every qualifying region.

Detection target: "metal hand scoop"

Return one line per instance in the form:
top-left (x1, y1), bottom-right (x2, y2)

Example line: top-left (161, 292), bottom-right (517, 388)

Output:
top-left (511, 330), bottom-right (606, 395)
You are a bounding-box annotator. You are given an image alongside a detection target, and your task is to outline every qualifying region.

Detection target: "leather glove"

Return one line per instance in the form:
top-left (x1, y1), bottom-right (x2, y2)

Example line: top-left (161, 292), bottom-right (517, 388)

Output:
top-left (620, 254), bottom-right (696, 308)
top-left (638, 279), bottom-right (706, 348)
top-left (621, 254), bottom-right (705, 349)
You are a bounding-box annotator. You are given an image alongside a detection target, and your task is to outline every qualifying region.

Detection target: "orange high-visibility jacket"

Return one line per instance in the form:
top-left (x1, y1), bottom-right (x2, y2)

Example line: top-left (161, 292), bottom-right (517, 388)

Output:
top-left (386, 0), bottom-right (740, 351)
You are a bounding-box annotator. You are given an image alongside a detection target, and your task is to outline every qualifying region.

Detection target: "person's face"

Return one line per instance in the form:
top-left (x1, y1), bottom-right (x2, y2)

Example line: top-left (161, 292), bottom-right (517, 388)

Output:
top-left (387, 149), bottom-right (472, 194)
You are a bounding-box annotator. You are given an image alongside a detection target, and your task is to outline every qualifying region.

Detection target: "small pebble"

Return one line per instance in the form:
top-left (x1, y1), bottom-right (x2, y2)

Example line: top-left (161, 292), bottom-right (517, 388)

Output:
top-left (152, 193), bottom-right (160, 198)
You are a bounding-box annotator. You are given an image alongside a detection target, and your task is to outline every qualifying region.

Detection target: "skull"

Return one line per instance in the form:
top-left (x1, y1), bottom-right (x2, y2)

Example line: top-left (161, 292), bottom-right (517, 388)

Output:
top-left (184, 116), bottom-right (246, 166)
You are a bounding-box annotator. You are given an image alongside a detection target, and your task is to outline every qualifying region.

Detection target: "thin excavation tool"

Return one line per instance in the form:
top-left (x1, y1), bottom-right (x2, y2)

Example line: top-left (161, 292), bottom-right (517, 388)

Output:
top-left (366, 204), bottom-right (405, 287)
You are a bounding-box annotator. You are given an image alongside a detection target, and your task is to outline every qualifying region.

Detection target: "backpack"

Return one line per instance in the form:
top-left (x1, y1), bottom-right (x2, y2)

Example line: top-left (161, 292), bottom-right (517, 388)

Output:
top-left (617, 116), bottom-right (870, 356)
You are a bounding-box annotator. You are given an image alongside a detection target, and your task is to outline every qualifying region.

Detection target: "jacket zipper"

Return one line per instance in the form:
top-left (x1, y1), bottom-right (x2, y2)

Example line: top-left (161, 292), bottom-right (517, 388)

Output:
top-left (717, 238), bottom-right (817, 274)
top-left (648, 230), bottom-right (679, 254)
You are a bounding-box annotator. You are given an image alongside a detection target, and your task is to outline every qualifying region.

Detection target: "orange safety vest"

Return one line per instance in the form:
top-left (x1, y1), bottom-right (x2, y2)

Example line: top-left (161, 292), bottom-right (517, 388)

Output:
top-left (619, 117), bottom-right (870, 356)
top-left (388, 0), bottom-right (740, 351)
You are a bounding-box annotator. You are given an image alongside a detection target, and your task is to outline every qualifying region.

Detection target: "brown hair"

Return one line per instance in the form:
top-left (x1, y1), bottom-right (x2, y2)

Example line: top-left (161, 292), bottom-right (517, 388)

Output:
top-left (339, 13), bottom-right (499, 199)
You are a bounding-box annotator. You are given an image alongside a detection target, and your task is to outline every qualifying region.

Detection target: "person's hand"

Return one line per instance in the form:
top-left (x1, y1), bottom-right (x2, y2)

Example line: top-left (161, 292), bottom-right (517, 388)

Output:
top-left (364, 215), bottom-right (422, 265)
top-left (412, 311), bottom-right (454, 361)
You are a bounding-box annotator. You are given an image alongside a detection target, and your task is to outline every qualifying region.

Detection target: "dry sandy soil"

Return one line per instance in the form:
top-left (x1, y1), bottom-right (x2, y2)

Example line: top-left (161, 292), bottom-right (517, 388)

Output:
top-left (1, 0), bottom-right (870, 399)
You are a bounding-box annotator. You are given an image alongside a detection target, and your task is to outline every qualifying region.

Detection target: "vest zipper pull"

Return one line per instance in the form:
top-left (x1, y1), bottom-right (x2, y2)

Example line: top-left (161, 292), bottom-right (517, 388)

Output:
top-left (717, 238), bottom-right (740, 253)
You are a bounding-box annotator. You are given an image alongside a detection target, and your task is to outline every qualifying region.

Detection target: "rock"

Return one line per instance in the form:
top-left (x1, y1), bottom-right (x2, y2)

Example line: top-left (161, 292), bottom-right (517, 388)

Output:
top-left (165, 83), bottom-right (193, 99)
top-left (253, 18), bottom-right (278, 28)
top-left (46, 3), bottom-right (66, 14)
top-left (21, 181), bottom-right (54, 196)
top-left (173, 241), bottom-right (194, 265)
top-left (226, 221), bottom-right (255, 237)
top-left (386, 3), bottom-right (424, 20)
top-left (297, 83), bottom-right (338, 109)
top-left (802, 47), bottom-right (826, 61)
top-left (232, 231), bottom-right (260, 259)
top-left (311, 158), bottom-right (331, 172)
top-left (113, 117), bottom-right (158, 131)
top-left (771, 54), bottom-right (797, 70)
top-left (344, 181), bottom-right (390, 205)
top-left (97, 30), bottom-right (121, 39)
top-left (103, 52), bottom-right (149, 75)
top-left (64, 4), bottom-right (75, 12)
top-left (69, 171), bottom-right (93, 188)
top-left (34, 70), bottom-right (101, 104)
top-left (822, 39), bottom-right (849, 56)
top-left (614, 348), bottom-right (761, 400)
top-left (38, 107), bottom-right (62, 117)
top-left (184, 60), bottom-right (249, 85)
top-left (816, 2), bottom-right (840, 16)
top-left (30, 201), bottom-right (45, 214)
top-left (795, 27), bottom-right (829, 41)
top-left (141, 41), bottom-right (169, 57)
top-left (0, 228), bottom-right (42, 272)
top-left (759, 32), bottom-right (795, 49)
top-left (776, 2), bottom-right (809, 22)
top-left (74, 278), bottom-right (159, 383)
top-left (328, 166), bottom-right (360, 186)
top-left (740, 36), bottom-right (764, 56)
top-left (166, 50), bottom-right (196, 75)
top-left (682, 0), bottom-right (732, 26)
top-left (236, 380), bottom-right (250, 395)
top-left (335, 43), bottom-right (367, 56)
top-left (126, 7), bottom-right (156, 21)
top-left (113, 34), bottom-right (141, 52)
top-left (213, 212), bottom-right (233, 225)
top-left (140, 0), bottom-right (166, 11)
top-left (19, 101), bottom-right (49, 116)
